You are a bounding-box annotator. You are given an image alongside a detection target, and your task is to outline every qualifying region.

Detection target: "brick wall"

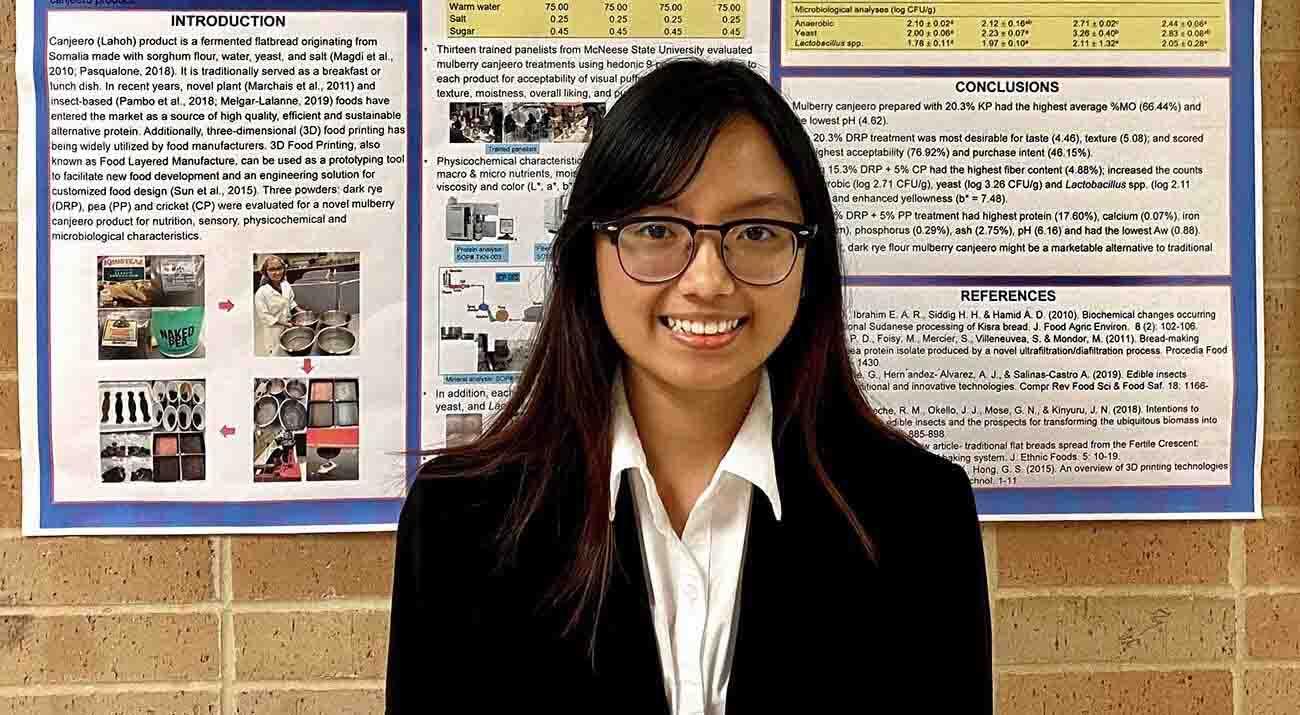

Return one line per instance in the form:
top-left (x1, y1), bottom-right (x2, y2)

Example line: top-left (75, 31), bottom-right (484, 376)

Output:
top-left (1, 0), bottom-right (1297, 712)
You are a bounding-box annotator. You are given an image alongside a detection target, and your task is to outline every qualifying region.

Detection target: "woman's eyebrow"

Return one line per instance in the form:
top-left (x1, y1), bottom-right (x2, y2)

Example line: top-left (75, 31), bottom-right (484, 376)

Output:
top-left (654, 193), bottom-right (801, 216)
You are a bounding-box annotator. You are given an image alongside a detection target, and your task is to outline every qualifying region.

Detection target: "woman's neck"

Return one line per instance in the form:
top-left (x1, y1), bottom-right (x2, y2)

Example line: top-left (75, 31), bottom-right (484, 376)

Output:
top-left (622, 363), bottom-right (761, 532)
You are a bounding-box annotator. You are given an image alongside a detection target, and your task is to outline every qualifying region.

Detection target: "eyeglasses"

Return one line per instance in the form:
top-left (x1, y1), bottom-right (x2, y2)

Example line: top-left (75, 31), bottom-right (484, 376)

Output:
top-left (591, 216), bottom-right (817, 286)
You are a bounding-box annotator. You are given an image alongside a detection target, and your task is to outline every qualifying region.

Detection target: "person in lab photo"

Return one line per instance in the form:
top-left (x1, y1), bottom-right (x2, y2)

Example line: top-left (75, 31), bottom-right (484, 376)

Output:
top-left (387, 58), bottom-right (992, 713)
top-left (449, 119), bottom-right (469, 144)
top-left (253, 254), bottom-right (300, 356)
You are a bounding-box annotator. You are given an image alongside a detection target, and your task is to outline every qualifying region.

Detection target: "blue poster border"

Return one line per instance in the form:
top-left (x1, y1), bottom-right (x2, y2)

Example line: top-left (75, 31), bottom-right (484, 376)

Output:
top-left (32, 0), bottom-right (1260, 526)
top-left (35, 0), bottom-right (422, 528)
top-left (770, 0), bottom-right (1260, 518)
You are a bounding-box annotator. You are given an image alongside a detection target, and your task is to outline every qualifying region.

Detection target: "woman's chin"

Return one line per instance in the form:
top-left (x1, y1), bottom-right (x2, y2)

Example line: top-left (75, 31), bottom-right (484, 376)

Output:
top-left (632, 359), bottom-right (760, 397)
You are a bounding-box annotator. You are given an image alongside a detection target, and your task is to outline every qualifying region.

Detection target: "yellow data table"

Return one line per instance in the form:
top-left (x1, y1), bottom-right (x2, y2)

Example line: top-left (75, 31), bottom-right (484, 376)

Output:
top-left (784, 2), bottom-right (1224, 51)
top-left (447, 0), bottom-right (748, 38)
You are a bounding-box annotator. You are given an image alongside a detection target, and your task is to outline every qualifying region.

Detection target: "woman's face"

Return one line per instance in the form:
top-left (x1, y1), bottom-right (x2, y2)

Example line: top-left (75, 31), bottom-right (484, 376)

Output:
top-left (264, 260), bottom-right (286, 282)
top-left (596, 114), bottom-right (806, 395)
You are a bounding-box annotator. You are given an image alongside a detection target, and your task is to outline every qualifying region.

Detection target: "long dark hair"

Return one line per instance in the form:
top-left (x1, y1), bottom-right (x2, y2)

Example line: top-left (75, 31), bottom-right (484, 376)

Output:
top-left (418, 57), bottom-right (913, 659)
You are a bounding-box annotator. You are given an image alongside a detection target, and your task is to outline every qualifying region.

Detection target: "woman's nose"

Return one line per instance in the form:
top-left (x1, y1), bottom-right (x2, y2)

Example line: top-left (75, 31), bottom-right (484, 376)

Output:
top-left (676, 230), bottom-right (735, 298)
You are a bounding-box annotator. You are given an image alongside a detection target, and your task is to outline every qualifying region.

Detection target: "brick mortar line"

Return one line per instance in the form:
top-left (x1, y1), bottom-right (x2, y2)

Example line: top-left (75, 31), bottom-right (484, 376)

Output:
top-left (227, 679), bottom-right (385, 692)
top-left (1241, 585), bottom-right (1300, 595)
top-left (0, 604), bottom-right (222, 616)
top-left (0, 370), bottom-right (16, 380)
top-left (0, 683), bottom-right (222, 697)
top-left (1263, 506), bottom-right (1300, 517)
top-left (995, 585), bottom-right (1237, 598)
top-left (995, 585), bottom-right (1300, 598)
top-left (230, 599), bottom-right (391, 612)
top-left (1260, 50), bottom-right (1300, 61)
top-left (996, 662), bottom-right (1237, 674)
top-left (0, 292), bottom-right (14, 300)
top-left (221, 537), bottom-right (233, 715)
top-left (1001, 660), bottom-right (1300, 674)
top-left (0, 600), bottom-right (398, 614)
top-left (0, 450), bottom-right (19, 460)
top-left (1231, 524), bottom-right (1246, 715)
top-left (1238, 660), bottom-right (1300, 669)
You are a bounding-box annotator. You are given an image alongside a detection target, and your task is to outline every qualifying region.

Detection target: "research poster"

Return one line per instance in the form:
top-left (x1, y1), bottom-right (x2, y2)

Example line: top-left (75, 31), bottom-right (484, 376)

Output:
top-left (18, 0), bottom-right (1261, 534)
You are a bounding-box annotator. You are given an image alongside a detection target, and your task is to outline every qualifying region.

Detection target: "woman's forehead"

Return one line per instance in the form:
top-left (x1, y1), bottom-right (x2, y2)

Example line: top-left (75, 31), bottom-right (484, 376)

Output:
top-left (647, 191), bottom-right (800, 216)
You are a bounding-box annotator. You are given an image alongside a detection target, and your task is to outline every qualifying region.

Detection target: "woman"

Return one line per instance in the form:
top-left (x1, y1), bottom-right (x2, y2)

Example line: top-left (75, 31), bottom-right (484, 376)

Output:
top-left (387, 59), bottom-right (991, 713)
top-left (253, 255), bottom-right (299, 356)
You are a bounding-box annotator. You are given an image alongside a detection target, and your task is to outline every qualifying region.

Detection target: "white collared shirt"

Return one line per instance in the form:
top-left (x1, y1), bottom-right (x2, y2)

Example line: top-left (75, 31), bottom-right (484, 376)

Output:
top-left (609, 368), bottom-right (781, 715)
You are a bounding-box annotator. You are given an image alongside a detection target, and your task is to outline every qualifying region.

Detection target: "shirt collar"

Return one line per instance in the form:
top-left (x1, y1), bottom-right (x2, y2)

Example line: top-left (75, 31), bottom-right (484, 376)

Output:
top-left (608, 366), bottom-right (781, 523)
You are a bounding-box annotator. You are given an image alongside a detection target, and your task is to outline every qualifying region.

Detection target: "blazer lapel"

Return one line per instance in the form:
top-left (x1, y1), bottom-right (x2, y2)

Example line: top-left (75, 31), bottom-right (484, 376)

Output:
top-left (722, 478), bottom-right (783, 708)
top-left (725, 447), bottom-right (873, 708)
top-left (590, 474), bottom-right (671, 712)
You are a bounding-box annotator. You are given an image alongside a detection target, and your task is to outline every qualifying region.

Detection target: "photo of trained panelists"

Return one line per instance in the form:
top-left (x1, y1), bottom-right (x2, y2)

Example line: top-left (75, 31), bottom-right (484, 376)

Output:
top-left (99, 380), bottom-right (207, 483)
top-left (450, 102), bottom-right (504, 143)
top-left (253, 377), bottom-right (360, 482)
top-left (97, 255), bottom-right (205, 360)
top-left (252, 252), bottom-right (361, 358)
top-left (503, 102), bottom-right (605, 143)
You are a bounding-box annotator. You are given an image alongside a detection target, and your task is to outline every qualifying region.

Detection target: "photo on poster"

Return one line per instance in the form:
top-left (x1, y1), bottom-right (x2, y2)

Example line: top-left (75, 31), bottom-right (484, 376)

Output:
top-left (253, 377), bottom-right (360, 482)
top-left (503, 102), bottom-right (605, 143)
top-left (252, 252), bottom-right (361, 358)
top-left (97, 255), bottom-right (205, 360)
top-left (449, 102), bottom-right (503, 143)
top-left (438, 266), bottom-right (543, 375)
top-left (99, 379), bottom-right (207, 483)
top-left (445, 412), bottom-right (483, 447)
top-left (445, 199), bottom-right (520, 243)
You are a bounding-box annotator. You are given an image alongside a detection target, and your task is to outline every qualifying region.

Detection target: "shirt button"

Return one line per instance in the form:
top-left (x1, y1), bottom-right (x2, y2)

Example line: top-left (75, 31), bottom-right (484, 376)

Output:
top-left (684, 583), bottom-right (699, 601)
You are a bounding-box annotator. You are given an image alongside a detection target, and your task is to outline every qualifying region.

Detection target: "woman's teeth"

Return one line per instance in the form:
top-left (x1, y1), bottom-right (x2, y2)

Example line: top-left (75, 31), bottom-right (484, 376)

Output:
top-left (665, 317), bottom-right (742, 335)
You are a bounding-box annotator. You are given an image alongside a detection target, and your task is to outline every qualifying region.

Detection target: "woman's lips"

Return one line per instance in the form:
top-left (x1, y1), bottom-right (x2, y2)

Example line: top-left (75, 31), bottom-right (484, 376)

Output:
top-left (659, 317), bottom-right (746, 350)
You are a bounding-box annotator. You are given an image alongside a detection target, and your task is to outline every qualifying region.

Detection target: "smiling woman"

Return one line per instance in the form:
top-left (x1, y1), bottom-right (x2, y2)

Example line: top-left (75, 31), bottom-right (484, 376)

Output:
top-left (388, 58), bottom-right (991, 714)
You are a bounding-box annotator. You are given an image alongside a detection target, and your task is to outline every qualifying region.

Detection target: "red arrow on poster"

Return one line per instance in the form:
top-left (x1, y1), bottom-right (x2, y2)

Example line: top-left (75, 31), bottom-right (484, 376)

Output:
top-left (302, 358), bottom-right (314, 374)
top-left (218, 299), bottom-right (234, 311)
top-left (220, 425), bottom-right (235, 438)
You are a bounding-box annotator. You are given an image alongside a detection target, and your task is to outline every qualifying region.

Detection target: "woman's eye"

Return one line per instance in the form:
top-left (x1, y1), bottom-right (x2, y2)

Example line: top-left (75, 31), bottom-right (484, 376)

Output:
top-left (637, 224), bottom-right (673, 240)
top-left (739, 225), bottom-right (774, 241)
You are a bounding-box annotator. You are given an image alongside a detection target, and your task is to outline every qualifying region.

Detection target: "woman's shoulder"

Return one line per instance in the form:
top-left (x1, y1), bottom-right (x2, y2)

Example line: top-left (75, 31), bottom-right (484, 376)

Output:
top-left (833, 431), bottom-right (983, 569)
top-left (831, 429), bottom-right (975, 520)
top-left (403, 458), bottom-right (520, 522)
top-left (396, 459), bottom-right (523, 550)
top-left (853, 429), bottom-right (968, 486)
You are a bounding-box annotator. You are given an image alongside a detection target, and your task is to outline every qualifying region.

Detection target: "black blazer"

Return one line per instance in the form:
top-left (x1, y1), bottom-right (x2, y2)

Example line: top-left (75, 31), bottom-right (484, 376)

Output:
top-left (386, 432), bottom-right (992, 713)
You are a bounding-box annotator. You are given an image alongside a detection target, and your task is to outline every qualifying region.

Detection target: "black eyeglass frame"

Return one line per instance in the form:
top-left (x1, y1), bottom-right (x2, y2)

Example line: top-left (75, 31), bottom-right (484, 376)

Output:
top-left (590, 215), bottom-right (819, 286)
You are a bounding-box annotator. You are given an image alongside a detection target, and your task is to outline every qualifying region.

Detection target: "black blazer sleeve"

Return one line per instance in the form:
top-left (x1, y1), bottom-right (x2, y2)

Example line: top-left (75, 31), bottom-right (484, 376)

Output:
top-left (898, 460), bottom-right (993, 713)
top-left (385, 474), bottom-right (494, 714)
